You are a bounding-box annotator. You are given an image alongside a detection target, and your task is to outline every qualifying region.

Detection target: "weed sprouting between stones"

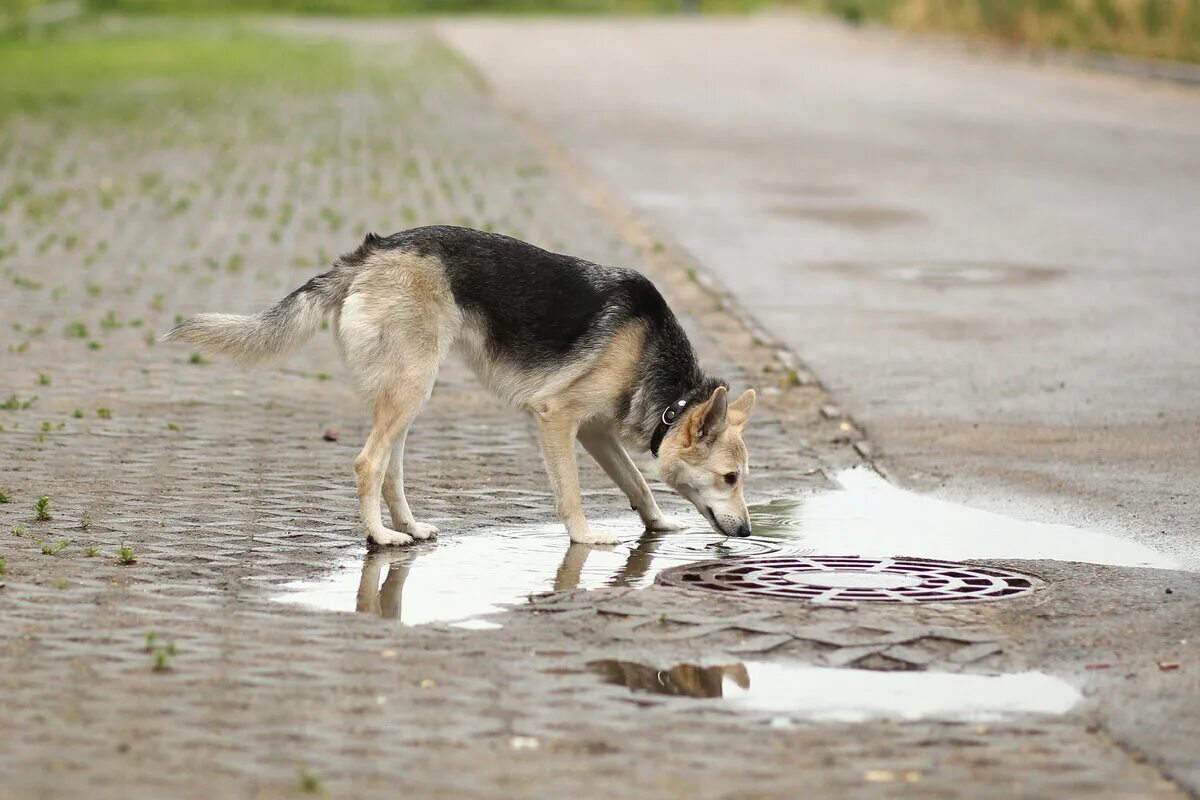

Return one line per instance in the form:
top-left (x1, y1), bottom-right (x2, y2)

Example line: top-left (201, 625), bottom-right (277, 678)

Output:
top-left (145, 633), bottom-right (178, 672)
top-left (1, 394), bottom-right (36, 411)
top-left (118, 544), bottom-right (137, 565)
top-left (41, 539), bottom-right (69, 555)
top-left (297, 770), bottom-right (324, 795)
top-left (35, 496), bottom-right (51, 521)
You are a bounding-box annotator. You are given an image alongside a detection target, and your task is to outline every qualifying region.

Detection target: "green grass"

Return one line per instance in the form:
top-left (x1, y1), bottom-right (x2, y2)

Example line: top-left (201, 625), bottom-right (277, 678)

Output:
top-left (297, 769), bottom-right (324, 795)
top-left (88, 0), bottom-right (755, 14)
top-left (0, 27), bottom-right (363, 122)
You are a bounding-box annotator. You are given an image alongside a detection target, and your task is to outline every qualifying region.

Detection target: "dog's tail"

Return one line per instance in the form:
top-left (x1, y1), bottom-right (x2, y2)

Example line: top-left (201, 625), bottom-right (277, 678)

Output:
top-left (162, 258), bottom-right (358, 364)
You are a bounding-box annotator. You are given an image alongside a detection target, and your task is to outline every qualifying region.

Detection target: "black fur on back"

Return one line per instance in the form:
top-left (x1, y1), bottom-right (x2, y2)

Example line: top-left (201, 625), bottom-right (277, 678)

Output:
top-left (360, 226), bottom-right (724, 448)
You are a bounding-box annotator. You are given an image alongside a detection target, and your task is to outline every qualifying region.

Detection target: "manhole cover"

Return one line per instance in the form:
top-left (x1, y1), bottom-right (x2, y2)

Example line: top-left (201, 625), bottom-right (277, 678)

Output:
top-left (655, 556), bottom-right (1039, 604)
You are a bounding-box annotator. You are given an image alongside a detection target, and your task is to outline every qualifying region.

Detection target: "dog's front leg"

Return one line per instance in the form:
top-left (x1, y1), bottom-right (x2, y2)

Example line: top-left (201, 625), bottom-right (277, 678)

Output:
top-left (535, 412), bottom-right (620, 545)
top-left (578, 426), bottom-right (685, 531)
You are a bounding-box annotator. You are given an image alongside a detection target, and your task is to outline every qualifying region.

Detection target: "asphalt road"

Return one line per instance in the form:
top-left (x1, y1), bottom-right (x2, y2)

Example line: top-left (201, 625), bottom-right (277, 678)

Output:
top-left (441, 16), bottom-right (1200, 569)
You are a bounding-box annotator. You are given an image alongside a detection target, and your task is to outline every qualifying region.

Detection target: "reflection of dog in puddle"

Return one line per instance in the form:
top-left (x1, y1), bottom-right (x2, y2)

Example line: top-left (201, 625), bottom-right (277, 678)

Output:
top-left (590, 659), bottom-right (751, 699)
top-left (356, 550), bottom-right (419, 619)
top-left (355, 529), bottom-right (710, 620)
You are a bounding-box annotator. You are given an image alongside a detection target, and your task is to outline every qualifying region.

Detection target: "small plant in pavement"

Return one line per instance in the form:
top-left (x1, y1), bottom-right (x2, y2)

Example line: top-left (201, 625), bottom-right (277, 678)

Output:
top-left (118, 544), bottom-right (137, 565)
top-left (41, 539), bottom-right (69, 555)
top-left (35, 495), bottom-right (51, 520)
top-left (297, 770), bottom-right (324, 794)
top-left (145, 633), bottom-right (178, 672)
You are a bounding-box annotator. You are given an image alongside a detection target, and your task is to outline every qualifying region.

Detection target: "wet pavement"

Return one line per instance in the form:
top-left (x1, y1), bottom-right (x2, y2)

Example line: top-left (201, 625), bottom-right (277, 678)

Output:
top-left (1, 18), bottom-right (1198, 800)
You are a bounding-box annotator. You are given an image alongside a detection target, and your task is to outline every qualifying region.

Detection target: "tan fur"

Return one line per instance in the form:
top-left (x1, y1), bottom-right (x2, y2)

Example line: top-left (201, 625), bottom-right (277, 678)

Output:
top-left (657, 387), bottom-right (757, 537)
top-left (528, 323), bottom-right (677, 544)
top-left (336, 251), bottom-right (461, 546)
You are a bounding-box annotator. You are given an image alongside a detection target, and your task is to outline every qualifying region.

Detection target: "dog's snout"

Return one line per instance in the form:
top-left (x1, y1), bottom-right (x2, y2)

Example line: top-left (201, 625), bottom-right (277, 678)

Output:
top-left (734, 521), bottom-right (752, 538)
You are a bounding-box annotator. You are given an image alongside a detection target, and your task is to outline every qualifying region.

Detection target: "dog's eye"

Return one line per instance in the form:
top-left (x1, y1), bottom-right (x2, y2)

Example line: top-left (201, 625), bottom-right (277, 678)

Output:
top-left (723, 472), bottom-right (738, 486)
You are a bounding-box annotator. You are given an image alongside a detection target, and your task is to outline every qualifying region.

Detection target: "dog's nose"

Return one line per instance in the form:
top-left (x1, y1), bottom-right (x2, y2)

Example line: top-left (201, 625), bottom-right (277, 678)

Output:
top-left (734, 521), bottom-right (752, 538)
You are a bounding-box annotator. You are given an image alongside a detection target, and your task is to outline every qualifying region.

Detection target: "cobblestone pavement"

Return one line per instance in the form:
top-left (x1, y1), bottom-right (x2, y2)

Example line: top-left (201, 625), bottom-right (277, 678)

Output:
top-left (0, 21), bottom-right (1194, 799)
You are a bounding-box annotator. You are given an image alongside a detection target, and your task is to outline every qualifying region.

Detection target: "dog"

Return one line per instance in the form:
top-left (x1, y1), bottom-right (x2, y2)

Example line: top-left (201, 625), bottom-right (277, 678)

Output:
top-left (164, 226), bottom-right (756, 546)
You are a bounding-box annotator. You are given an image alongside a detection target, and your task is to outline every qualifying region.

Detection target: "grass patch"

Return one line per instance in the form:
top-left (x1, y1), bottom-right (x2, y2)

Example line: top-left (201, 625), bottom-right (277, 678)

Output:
top-left (0, 27), bottom-right (364, 123)
top-left (41, 538), bottom-right (70, 555)
top-left (144, 632), bottom-right (178, 671)
top-left (1, 394), bottom-right (37, 411)
top-left (90, 0), bottom-right (757, 14)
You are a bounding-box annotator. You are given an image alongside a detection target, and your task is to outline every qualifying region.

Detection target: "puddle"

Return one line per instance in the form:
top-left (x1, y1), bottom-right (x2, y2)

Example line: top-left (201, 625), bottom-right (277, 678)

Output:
top-left (589, 660), bottom-right (1081, 722)
top-left (271, 465), bottom-right (1175, 625)
top-left (272, 520), bottom-right (808, 626)
top-left (810, 260), bottom-right (1066, 287)
top-left (755, 467), bottom-right (1177, 570)
top-left (769, 205), bottom-right (925, 229)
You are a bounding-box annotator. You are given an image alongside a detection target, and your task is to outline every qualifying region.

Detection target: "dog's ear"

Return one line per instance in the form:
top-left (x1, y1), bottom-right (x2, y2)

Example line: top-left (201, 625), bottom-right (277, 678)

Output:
top-left (727, 388), bottom-right (757, 429)
top-left (682, 386), bottom-right (728, 447)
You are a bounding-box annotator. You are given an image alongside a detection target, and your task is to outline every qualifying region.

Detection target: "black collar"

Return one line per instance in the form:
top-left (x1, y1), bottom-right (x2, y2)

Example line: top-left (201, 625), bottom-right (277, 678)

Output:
top-left (650, 395), bottom-right (696, 457)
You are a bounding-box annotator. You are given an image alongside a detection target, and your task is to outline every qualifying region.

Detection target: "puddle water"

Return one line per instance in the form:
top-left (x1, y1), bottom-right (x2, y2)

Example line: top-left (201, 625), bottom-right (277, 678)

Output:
top-left (811, 260), bottom-right (1067, 287)
top-left (755, 467), bottom-right (1177, 570)
top-left (589, 660), bottom-right (1082, 722)
top-left (273, 520), bottom-right (804, 626)
top-left (271, 465), bottom-right (1176, 625)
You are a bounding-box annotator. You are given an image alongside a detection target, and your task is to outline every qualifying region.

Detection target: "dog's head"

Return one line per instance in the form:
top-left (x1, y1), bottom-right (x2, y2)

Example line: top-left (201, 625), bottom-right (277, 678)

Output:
top-left (657, 386), bottom-right (756, 537)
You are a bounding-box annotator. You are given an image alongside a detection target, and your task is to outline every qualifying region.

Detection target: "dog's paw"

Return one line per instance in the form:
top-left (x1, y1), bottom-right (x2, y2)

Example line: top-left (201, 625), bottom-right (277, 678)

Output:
top-left (570, 529), bottom-right (621, 546)
top-left (400, 521), bottom-right (438, 541)
top-left (643, 515), bottom-right (687, 532)
top-left (369, 528), bottom-right (414, 547)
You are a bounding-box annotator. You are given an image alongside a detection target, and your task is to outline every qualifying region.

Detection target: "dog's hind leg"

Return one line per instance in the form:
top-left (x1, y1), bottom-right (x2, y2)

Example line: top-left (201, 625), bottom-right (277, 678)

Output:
top-left (578, 425), bottom-right (685, 532)
top-left (535, 412), bottom-right (620, 546)
top-left (383, 429), bottom-right (436, 540)
top-left (341, 307), bottom-right (443, 546)
top-left (354, 378), bottom-right (435, 546)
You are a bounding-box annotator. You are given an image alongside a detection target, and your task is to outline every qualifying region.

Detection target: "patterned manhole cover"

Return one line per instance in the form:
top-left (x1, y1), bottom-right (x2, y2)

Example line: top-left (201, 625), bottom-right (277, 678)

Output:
top-left (655, 556), bottom-right (1040, 604)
